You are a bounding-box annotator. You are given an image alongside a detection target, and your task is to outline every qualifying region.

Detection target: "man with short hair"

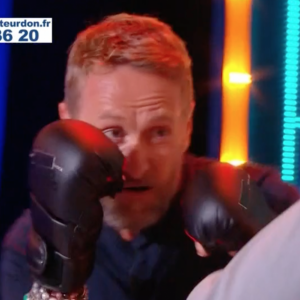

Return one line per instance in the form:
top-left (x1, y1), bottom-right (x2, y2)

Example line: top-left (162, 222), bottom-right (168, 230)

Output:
top-left (1, 13), bottom-right (299, 300)
top-left (60, 13), bottom-right (195, 241)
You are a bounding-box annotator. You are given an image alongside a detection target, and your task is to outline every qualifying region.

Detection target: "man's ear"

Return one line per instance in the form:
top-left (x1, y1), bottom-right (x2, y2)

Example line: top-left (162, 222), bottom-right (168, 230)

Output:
top-left (58, 101), bottom-right (71, 119)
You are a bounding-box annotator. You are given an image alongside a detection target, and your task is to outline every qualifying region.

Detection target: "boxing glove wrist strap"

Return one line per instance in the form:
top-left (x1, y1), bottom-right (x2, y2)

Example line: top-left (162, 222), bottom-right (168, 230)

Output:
top-left (26, 282), bottom-right (88, 300)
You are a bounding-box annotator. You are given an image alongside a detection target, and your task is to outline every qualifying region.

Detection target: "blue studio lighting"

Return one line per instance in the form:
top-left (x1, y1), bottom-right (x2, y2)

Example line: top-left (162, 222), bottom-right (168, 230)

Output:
top-left (0, 0), bottom-right (13, 191)
top-left (282, 0), bottom-right (300, 184)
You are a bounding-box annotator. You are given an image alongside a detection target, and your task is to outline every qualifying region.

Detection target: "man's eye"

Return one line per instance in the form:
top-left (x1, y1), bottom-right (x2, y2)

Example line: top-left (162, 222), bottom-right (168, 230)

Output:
top-left (155, 128), bottom-right (167, 136)
top-left (151, 127), bottom-right (171, 141)
top-left (103, 128), bottom-right (124, 141)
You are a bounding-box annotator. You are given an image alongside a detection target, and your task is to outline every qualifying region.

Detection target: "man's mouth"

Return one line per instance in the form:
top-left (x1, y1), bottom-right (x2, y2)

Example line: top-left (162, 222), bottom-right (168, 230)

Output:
top-left (123, 186), bottom-right (152, 192)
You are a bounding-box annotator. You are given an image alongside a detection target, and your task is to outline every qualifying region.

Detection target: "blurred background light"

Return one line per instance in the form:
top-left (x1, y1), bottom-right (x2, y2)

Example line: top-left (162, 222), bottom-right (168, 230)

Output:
top-left (281, 0), bottom-right (300, 184)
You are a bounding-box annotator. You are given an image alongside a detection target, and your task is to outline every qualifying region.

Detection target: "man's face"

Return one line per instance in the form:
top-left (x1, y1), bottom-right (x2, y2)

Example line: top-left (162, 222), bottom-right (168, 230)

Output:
top-left (59, 65), bottom-right (193, 235)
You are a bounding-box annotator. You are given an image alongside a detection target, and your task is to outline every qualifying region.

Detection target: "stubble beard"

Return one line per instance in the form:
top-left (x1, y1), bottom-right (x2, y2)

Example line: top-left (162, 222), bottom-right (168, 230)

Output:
top-left (100, 172), bottom-right (181, 235)
top-left (100, 191), bottom-right (173, 235)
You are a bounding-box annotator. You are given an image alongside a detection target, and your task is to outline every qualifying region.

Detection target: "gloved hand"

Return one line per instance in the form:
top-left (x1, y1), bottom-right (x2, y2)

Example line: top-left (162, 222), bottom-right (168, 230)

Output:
top-left (182, 162), bottom-right (276, 255)
top-left (26, 119), bottom-right (124, 294)
top-left (239, 162), bottom-right (300, 214)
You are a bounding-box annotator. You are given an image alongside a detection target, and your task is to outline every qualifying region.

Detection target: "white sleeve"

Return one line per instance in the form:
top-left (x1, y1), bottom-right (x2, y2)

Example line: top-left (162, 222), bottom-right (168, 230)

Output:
top-left (187, 270), bottom-right (223, 300)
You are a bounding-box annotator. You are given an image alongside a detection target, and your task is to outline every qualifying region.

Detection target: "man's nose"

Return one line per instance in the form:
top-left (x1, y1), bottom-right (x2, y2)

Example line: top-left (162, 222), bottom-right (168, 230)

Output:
top-left (120, 137), bottom-right (149, 180)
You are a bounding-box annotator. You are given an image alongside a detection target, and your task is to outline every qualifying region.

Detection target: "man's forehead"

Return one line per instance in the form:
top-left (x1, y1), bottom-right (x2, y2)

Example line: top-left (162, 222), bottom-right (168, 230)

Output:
top-left (82, 66), bottom-right (183, 102)
top-left (98, 109), bottom-right (177, 122)
top-left (78, 66), bottom-right (184, 120)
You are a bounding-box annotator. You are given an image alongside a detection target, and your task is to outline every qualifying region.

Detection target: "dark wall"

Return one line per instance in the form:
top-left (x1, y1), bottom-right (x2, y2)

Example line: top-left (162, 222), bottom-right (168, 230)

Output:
top-left (0, 0), bottom-right (213, 237)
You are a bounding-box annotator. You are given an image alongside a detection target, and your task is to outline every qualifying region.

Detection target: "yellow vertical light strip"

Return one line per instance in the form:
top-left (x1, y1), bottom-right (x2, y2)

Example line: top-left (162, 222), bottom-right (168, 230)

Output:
top-left (220, 0), bottom-right (252, 166)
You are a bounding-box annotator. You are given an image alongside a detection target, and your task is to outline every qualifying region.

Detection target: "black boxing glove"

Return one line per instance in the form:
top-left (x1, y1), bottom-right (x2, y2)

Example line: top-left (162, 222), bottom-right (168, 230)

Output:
top-left (26, 119), bottom-right (124, 294)
top-left (239, 162), bottom-right (300, 214)
top-left (182, 162), bottom-right (276, 254)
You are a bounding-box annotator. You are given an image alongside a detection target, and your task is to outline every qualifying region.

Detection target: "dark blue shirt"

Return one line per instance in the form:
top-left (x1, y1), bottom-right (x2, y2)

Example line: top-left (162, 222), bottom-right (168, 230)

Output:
top-left (1, 155), bottom-right (298, 300)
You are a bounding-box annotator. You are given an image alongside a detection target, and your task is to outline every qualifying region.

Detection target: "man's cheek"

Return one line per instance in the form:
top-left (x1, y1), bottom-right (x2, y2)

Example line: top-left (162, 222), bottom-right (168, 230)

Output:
top-left (151, 149), bottom-right (174, 169)
top-left (151, 144), bottom-right (182, 176)
top-left (155, 159), bottom-right (179, 183)
top-left (151, 142), bottom-right (181, 158)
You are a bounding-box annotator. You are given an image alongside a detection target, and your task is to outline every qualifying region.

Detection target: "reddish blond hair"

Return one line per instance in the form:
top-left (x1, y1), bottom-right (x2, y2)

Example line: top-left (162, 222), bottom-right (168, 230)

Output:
top-left (64, 13), bottom-right (194, 114)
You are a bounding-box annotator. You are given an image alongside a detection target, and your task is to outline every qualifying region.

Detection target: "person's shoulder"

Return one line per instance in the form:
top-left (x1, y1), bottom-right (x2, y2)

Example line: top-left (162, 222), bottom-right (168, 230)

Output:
top-left (1, 209), bottom-right (32, 255)
top-left (184, 153), bottom-right (217, 172)
top-left (0, 210), bottom-right (33, 300)
top-left (182, 154), bottom-right (219, 190)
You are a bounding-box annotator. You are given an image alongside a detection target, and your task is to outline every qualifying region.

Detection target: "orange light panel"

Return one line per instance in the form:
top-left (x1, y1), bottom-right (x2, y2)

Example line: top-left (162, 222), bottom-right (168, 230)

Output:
top-left (220, 0), bottom-right (252, 166)
top-left (229, 72), bottom-right (252, 84)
